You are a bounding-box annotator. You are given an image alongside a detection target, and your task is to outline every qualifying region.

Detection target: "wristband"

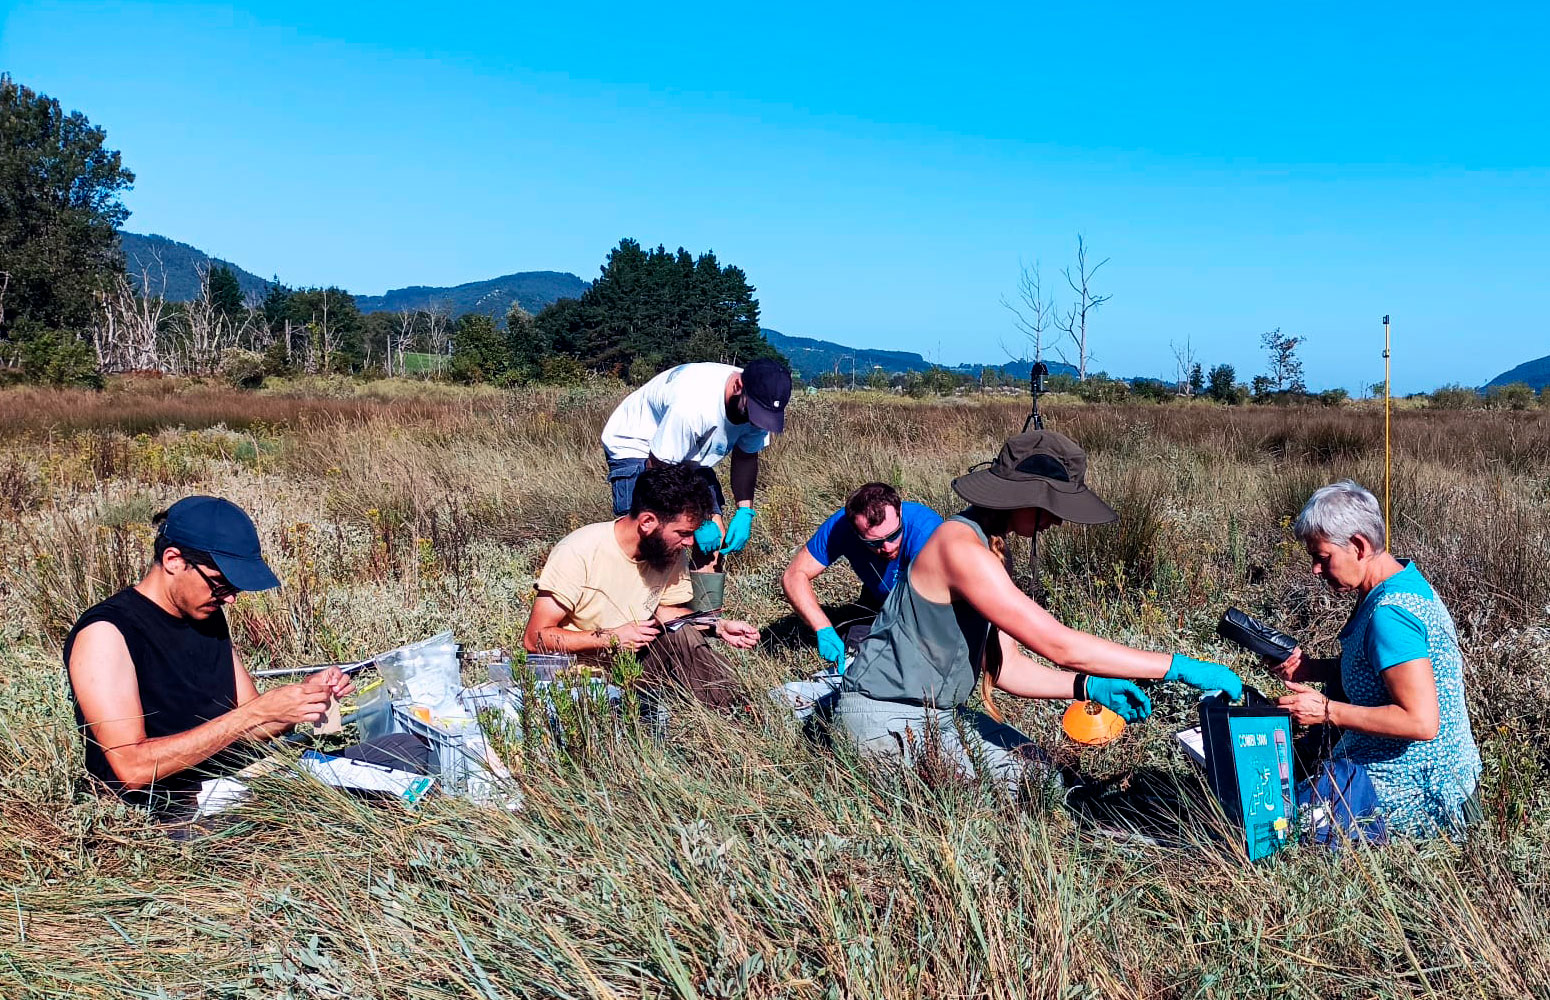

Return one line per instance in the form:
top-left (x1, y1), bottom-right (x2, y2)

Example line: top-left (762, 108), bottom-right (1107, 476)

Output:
top-left (1072, 672), bottom-right (1090, 701)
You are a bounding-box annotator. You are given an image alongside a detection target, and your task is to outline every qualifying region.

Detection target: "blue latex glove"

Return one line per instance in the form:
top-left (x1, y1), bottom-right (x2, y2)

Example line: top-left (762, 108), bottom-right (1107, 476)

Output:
top-left (815, 626), bottom-right (847, 674)
top-left (693, 519), bottom-right (723, 552)
top-left (1086, 677), bottom-right (1153, 722)
top-left (1166, 654), bottom-right (1245, 701)
top-left (718, 506), bottom-right (757, 554)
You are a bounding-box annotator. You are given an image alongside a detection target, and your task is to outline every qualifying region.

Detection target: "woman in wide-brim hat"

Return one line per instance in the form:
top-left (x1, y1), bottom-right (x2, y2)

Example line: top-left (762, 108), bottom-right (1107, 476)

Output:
top-left (835, 429), bottom-right (1244, 794)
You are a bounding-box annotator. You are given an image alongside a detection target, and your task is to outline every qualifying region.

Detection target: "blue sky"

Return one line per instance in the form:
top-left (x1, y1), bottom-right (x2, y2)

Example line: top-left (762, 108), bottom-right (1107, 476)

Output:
top-left (4, 1), bottom-right (1547, 392)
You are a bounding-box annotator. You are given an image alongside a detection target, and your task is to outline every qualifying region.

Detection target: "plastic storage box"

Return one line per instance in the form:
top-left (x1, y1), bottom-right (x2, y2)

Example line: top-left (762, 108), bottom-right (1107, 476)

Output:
top-left (390, 703), bottom-right (488, 795)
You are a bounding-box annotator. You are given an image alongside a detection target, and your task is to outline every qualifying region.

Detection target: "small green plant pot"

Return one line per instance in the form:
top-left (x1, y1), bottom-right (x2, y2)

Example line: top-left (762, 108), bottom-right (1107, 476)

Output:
top-left (690, 571), bottom-right (725, 612)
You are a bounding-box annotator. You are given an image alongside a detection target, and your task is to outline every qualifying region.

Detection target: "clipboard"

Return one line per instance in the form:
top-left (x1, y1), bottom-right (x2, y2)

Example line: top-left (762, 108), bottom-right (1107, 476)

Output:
top-left (661, 608), bottom-right (722, 633)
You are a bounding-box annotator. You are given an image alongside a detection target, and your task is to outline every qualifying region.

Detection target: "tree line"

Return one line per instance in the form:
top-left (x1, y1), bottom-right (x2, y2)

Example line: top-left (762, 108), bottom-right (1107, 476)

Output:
top-left (0, 75), bottom-right (774, 388)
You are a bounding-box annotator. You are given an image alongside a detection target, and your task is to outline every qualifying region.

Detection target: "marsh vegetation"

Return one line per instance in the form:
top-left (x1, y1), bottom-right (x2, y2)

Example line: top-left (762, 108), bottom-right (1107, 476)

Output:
top-left (2, 379), bottom-right (1548, 998)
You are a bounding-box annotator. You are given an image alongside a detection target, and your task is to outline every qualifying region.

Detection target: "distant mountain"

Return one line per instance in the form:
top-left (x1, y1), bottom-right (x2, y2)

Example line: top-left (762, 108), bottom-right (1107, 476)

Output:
top-left (119, 232), bottom-right (271, 302)
top-left (355, 272), bottom-right (589, 320)
top-left (761, 328), bottom-right (937, 378)
top-left (1484, 354), bottom-right (1550, 391)
top-left (117, 231), bottom-right (587, 321)
top-left (760, 327), bottom-right (1079, 381)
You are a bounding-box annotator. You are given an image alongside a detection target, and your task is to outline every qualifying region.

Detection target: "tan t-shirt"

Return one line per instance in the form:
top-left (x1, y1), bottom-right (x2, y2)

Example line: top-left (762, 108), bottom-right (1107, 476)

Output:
top-left (535, 520), bottom-right (694, 632)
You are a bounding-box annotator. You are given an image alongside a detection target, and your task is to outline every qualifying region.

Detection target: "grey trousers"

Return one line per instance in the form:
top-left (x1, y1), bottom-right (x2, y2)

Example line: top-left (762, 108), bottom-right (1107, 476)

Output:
top-left (833, 691), bottom-right (1053, 797)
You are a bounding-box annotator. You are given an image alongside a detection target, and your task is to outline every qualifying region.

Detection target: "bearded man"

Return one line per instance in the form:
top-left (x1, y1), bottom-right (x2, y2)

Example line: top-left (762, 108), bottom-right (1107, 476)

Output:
top-left (522, 463), bottom-right (759, 708)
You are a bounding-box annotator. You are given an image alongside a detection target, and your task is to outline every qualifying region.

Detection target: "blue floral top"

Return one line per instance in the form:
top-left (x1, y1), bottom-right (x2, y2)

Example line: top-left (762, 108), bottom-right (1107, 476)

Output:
top-left (1333, 561), bottom-right (1481, 834)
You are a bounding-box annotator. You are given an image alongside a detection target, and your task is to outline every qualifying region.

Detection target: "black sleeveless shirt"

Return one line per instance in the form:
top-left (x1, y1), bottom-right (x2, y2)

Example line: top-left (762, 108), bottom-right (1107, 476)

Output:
top-left (64, 587), bottom-right (239, 806)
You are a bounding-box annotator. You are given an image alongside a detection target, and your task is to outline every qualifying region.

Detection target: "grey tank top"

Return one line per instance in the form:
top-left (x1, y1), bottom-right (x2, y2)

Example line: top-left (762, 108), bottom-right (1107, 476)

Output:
top-left (842, 515), bottom-right (995, 706)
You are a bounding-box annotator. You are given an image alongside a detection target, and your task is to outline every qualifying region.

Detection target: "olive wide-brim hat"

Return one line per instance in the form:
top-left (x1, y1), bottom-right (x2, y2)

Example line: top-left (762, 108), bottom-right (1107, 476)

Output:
top-left (951, 430), bottom-right (1118, 524)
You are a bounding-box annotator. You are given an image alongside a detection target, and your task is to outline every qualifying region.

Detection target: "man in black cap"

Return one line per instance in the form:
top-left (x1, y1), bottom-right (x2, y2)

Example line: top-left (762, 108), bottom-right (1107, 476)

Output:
top-left (65, 496), bottom-right (425, 816)
top-left (600, 359), bottom-right (792, 558)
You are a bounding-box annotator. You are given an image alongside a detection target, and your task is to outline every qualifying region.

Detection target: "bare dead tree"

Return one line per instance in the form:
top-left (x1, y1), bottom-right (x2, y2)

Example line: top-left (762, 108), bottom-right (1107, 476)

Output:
top-left (1000, 258), bottom-right (1055, 365)
top-left (92, 251), bottom-right (169, 372)
top-left (1170, 336), bottom-right (1198, 395)
top-left (94, 271), bottom-right (167, 372)
top-left (425, 302), bottom-right (451, 360)
top-left (1052, 235), bottom-right (1111, 381)
top-left (240, 302), bottom-right (271, 354)
top-left (393, 307), bottom-right (418, 377)
top-left (175, 264), bottom-right (238, 374)
top-left (315, 289), bottom-right (335, 373)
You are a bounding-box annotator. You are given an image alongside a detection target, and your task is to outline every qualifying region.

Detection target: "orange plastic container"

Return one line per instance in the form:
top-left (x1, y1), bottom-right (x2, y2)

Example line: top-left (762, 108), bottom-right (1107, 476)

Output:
top-left (1062, 700), bottom-right (1126, 746)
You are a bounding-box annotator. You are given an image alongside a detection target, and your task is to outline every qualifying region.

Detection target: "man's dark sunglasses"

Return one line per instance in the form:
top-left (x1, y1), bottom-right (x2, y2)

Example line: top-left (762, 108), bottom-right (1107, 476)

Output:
top-left (859, 524), bottom-right (904, 550)
top-left (189, 561), bottom-right (241, 600)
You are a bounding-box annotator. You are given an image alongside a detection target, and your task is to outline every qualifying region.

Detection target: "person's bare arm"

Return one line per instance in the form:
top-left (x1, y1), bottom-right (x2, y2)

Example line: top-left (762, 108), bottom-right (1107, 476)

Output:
top-left (1280, 659), bottom-right (1440, 740)
top-left (234, 648), bottom-right (261, 705)
top-left (69, 622), bottom-right (331, 791)
top-left (942, 531), bottom-right (1171, 680)
top-left (523, 593), bottom-right (658, 653)
top-left (781, 548), bottom-right (833, 633)
top-left (991, 631), bottom-right (1088, 699)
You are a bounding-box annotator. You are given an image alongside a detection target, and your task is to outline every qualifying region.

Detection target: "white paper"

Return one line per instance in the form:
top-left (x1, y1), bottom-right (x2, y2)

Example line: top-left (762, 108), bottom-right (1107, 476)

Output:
top-left (298, 751), bottom-right (436, 807)
top-left (1175, 726), bottom-right (1207, 769)
top-left (195, 777), bottom-right (251, 818)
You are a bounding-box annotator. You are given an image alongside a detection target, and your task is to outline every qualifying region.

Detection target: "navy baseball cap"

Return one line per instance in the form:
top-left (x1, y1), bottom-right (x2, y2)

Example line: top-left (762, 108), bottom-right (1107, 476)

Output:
top-left (157, 496), bottom-right (281, 592)
top-left (740, 358), bottom-right (793, 434)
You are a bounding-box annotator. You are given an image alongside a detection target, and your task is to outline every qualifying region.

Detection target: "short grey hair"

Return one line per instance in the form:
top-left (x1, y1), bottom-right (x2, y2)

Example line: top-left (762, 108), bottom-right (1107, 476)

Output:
top-left (1293, 480), bottom-right (1387, 551)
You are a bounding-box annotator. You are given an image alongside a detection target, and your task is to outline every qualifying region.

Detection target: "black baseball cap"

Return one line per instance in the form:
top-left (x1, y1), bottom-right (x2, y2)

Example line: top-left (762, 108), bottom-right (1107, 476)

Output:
top-left (157, 496), bottom-right (281, 592)
top-left (740, 358), bottom-right (793, 434)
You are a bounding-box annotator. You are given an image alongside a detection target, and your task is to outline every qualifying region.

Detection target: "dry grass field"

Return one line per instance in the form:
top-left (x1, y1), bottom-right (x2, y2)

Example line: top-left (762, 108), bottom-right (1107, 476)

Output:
top-left (2, 377), bottom-right (1548, 998)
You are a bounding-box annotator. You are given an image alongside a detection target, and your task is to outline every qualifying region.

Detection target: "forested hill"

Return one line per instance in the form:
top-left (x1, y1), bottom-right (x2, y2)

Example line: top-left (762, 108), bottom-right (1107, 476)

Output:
top-left (354, 272), bottom-right (589, 319)
top-left (761, 328), bottom-right (1079, 381)
top-left (118, 231), bottom-right (587, 320)
top-left (119, 232), bottom-right (271, 301)
top-left (760, 328), bottom-right (935, 378)
top-left (1484, 354), bottom-right (1550, 391)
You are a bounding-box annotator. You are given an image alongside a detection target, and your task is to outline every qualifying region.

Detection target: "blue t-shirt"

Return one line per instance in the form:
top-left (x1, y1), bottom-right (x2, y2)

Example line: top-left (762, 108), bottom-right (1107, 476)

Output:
top-left (804, 501), bottom-right (943, 604)
top-left (1332, 560), bottom-right (1481, 834)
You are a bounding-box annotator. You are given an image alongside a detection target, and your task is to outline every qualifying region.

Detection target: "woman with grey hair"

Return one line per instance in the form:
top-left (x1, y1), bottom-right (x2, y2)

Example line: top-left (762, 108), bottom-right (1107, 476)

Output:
top-left (1273, 480), bottom-right (1481, 835)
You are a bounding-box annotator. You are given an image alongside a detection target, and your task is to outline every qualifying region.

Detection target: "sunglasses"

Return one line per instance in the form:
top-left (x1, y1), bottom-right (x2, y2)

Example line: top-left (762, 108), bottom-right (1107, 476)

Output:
top-left (859, 524), bottom-right (904, 550)
top-left (189, 561), bottom-right (241, 601)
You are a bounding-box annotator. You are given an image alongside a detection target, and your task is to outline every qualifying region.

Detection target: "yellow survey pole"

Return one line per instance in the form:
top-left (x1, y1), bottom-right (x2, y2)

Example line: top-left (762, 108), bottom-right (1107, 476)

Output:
top-left (1383, 315), bottom-right (1392, 537)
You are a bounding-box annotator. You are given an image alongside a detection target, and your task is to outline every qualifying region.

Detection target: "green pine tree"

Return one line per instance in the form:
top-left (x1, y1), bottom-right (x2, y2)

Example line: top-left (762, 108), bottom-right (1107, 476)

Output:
top-left (0, 74), bottom-right (134, 383)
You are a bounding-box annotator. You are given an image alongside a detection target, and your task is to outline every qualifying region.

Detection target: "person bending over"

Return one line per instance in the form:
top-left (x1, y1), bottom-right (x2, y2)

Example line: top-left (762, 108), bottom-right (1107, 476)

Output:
top-left (837, 430), bottom-right (1243, 794)
top-left (781, 482), bottom-right (942, 672)
top-left (524, 462), bottom-right (761, 709)
top-left (1271, 480), bottom-right (1481, 838)
top-left (600, 359), bottom-right (792, 561)
top-left (66, 496), bottom-right (427, 818)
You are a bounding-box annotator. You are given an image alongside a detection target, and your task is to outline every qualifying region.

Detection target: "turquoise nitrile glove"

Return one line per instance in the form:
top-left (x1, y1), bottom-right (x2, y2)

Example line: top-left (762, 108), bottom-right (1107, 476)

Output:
top-left (1085, 677), bottom-right (1153, 722)
top-left (718, 506), bottom-right (757, 554)
top-left (693, 520), bottom-right (723, 552)
top-left (815, 626), bottom-right (847, 674)
top-left (1166, 654), bottom-right (1245, 701)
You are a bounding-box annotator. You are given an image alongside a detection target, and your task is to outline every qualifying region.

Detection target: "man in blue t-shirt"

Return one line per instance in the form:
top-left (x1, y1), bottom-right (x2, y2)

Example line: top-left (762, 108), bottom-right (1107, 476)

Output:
top-left (780, 483), bottom-right (943, 673)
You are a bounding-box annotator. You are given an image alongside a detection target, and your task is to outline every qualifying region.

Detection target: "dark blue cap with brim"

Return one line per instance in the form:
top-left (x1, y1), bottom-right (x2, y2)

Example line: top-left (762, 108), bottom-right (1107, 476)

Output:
top-left (159, 495), bottom-right (281, 592)
top-left (741, 358), bottom-right (793, 434)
